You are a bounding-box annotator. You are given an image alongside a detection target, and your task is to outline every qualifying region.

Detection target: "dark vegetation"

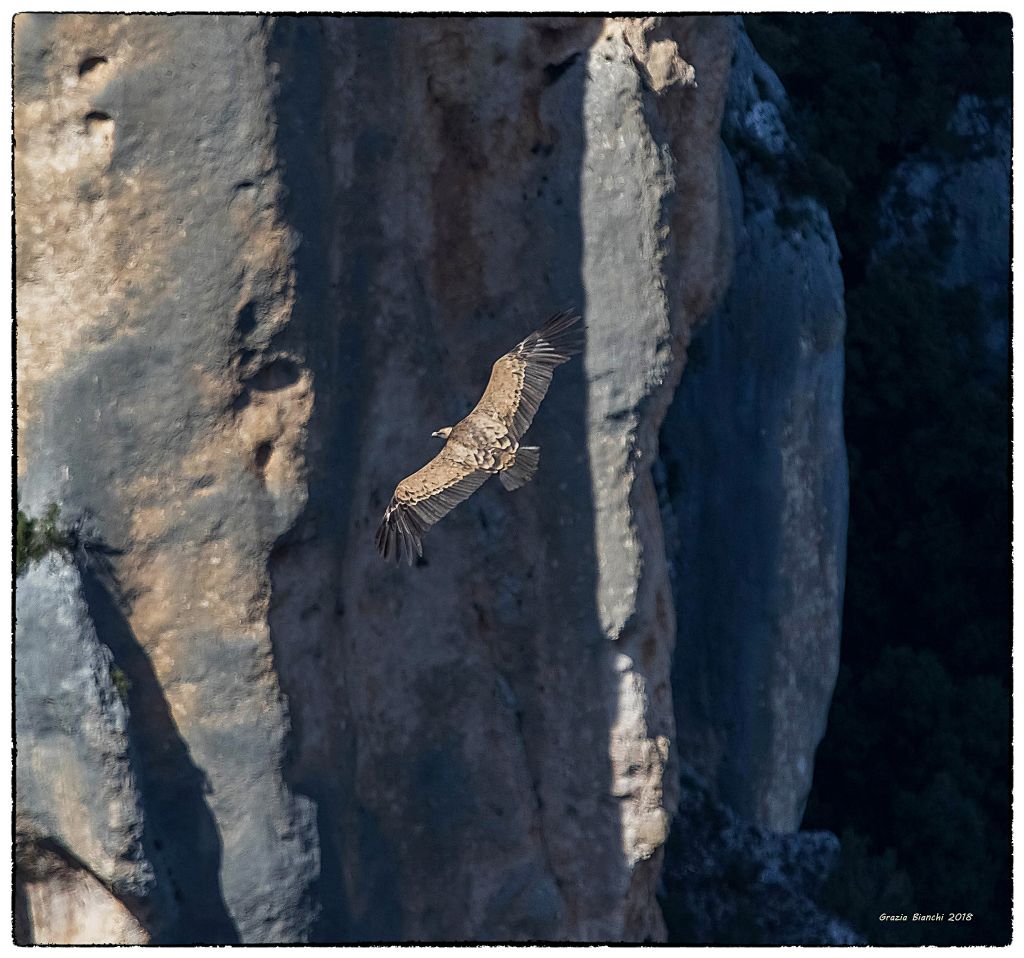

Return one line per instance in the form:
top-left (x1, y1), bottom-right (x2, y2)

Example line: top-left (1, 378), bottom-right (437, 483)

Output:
top-left (16, 502), bottom-right (70, 578)
top-left (746, 13), bottom-right (1011, 286)
top-left (744, 13), bottom-right (1011, 945)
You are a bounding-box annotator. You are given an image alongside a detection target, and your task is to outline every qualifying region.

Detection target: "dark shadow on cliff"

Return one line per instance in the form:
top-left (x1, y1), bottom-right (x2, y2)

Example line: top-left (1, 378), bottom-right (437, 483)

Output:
top-left (657, 765), bottom-right (857, 944)
top-left (657, 305), bottom-right (782, 824)
top-left (476, 23), bottom-right (624, 940)
top-left (262, 16), bottom-right (361, 942)
top-left (76, 541), bottom-right (239, 944)
top-left (262, 15), bottom-right (620, 942)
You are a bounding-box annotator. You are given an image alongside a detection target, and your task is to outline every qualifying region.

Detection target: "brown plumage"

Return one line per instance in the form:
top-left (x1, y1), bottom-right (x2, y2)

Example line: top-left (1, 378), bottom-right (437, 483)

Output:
top-left (376, 309), bottom-right (583, 565)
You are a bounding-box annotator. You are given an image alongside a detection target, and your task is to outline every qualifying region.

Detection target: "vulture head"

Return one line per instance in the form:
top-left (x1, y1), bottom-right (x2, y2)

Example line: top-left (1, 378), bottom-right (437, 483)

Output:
top-left (431, 426), bottom-right (453, 440)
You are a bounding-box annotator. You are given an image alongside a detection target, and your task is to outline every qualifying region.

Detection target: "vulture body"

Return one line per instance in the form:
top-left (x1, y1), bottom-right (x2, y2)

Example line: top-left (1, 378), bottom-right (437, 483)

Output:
top-left (376, 310), bottom-right (583, 565)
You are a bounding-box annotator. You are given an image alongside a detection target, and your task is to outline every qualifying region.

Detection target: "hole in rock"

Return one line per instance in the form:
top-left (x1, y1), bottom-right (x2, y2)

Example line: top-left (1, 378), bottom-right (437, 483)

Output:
top-left (253, 441), bottom-right (273, 472)
top-left (83, 111), bottom-right (114, 141)
top-left (544, 52), bottom-right (580, 86)
top-left (78, 55), bottom-right (108, 76)
top-left (234, 301), bottom-right (257, 337)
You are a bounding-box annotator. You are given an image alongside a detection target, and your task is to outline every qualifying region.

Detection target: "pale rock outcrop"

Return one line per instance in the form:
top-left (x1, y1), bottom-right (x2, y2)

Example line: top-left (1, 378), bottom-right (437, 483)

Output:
top-left (15, 554), bottom-right (158, 943)
top-left (16, 839), bottom-right (149, 945)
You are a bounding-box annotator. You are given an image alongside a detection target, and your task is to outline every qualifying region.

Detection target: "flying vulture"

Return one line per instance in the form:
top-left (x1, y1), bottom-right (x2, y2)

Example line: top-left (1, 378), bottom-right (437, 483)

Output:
top-left (376, 309), bottom-right (583, 565)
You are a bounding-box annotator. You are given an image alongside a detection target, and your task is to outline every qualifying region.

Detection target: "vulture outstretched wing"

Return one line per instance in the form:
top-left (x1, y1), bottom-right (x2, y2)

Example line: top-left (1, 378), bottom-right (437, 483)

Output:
top-left (376, 450), bottom-right (491, 565)
top-left (471, 309), bottom-right (583, 442)
top-left (376, 309), bottom-right (583, 565)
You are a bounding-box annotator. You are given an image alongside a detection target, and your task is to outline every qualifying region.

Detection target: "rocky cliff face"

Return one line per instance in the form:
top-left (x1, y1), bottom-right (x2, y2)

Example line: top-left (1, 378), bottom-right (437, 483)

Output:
top-left (15, 14), bottom-right (845, 943)
top-left (659, 27), bottom-right (847, 835)
top-left (15, 555), bottom-right (156, 944)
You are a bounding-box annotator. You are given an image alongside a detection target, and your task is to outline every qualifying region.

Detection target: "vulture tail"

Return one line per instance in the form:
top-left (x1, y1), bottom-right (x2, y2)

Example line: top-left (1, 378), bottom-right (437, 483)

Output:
top-left (500, 446), bottom-right (540, 491)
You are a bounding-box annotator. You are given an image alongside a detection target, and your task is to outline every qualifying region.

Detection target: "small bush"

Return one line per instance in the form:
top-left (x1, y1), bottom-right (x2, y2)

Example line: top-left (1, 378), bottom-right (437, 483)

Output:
top-left (16, 503), bottom-right (69, 577)
top-left (110, 665), bottom-right (132, 704)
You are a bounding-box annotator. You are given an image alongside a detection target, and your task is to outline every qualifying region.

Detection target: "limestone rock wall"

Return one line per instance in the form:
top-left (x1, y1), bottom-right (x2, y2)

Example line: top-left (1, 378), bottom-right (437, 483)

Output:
top-left (256, 15), bottom-right (733, 941)
top-left (15, 13), bottom-right (844, 944)
top-left (658, 28), bottom-right (848, 833)
top-left (16, 14), bottom-right (325, 943)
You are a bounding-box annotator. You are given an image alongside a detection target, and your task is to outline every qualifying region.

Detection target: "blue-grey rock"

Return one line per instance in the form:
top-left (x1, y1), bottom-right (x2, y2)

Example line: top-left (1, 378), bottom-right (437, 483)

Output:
top-left (15, 552), bottom-right (157, 941)
top-left (659, 27), bottom-right (848, 833)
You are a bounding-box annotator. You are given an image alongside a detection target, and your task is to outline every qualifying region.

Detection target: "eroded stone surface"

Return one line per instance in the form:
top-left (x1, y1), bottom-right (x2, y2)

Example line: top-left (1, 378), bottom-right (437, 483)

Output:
top-left (16, 14), bottom-right (320, 943)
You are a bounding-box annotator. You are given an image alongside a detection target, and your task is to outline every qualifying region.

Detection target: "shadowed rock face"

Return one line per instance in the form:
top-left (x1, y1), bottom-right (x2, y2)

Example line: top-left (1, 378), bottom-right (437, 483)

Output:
top-left (659, 766), bottom-right (859, 945)
top-left (15, 13), bottom-right (842, 944)
top-left (659, 28), bottom-right (848, 835)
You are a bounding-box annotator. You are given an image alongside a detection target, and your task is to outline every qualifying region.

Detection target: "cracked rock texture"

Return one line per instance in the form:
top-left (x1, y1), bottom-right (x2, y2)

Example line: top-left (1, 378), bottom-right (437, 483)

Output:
top-left (16, 839), bottom-right (149, 945)
top-left (16, 14), bottom-right (845, 943)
